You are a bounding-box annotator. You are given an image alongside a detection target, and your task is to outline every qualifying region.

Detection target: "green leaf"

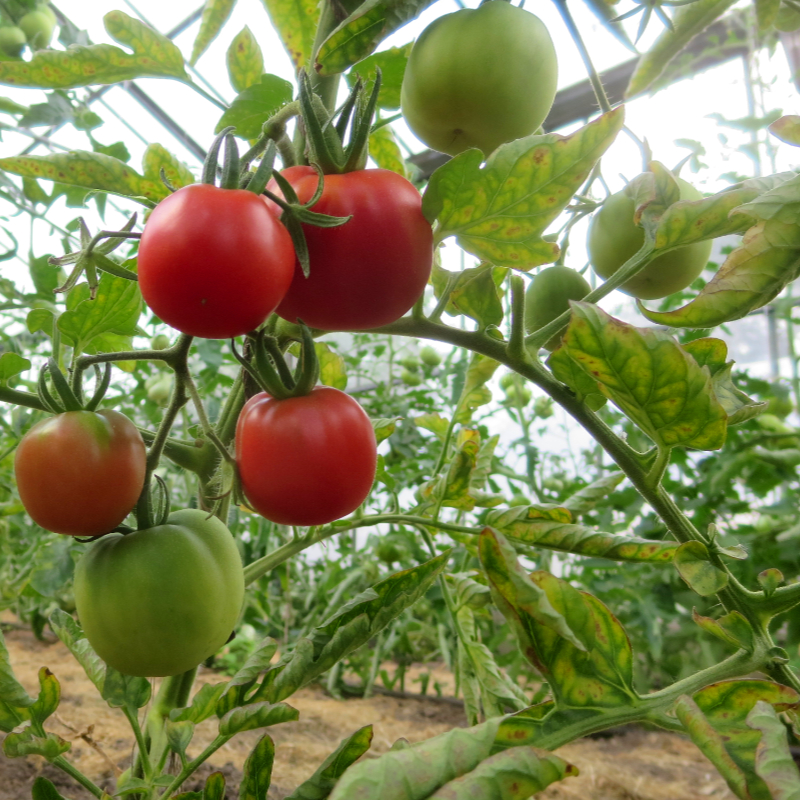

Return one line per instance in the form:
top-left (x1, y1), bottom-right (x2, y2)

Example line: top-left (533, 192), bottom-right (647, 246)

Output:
top-left (756, 0), bottom-right (781, 32)
top-left (227, 27), bottom-right (264, 93)
top-left (456, 353), bottom-right (500, 424)
top-left (203, 772), bottom-right (226, 800)
top-left (240, 734), bottom-right (275, 800)
top-left (27, 308), bottom-right (54, 337)
top-left (170, 682), bottom-right (228, 724)
top-left (414, 412), bottom-right (450, 442)
top-left (219, 701), bottom-right (298, 736)
top-left (58, 272), bottom-right (142, 355)
top-left (625, 0), bottom-right (738, 98)
top-left (31, 777), bottom-right (69, 800)
top-left (3, 729), bottom-right (70, 760)
top-left (328, 718), bottom-right (503, 800)
top-left (0, 352), bottom-right (30, 383)
top-left (770, 116), bottom-right (800, 147)
top-left (758, 569), bottom-right (784, 597)
top-left (748, 701), bottom-right (800, 799)
top-left (28, 668), bottom-right (60, 726)
top-left (431, 262), bottom-right (505, 329)
top-left (561, 473), bottom-right (625, 515)
top-left (485, 509), bottom-right (678, 563)
top-left (216, 637), bottom-right (279, 717)
top-left (0, 96), bottom-right (27, 114)
top-left (285, 725), bottom-right (373, 799)
top-left (29, 252), bottom-right (60, 295)
top-left (0, 142), bottom-right (188, 203)
top-left (316, 342), bottom-right (347, 390)
top-left (191, 0), bottom-right (237, 65)
top-left (427, 746), bottom-right (577, 798)
top-left (422, 108), bottom-right (624, 269)
top-left (693, 609), bottom-right (754, 651)
top-left (316, 0), bottom-right (435, 76)
top-left (259, 0), bottom-right (319, 70)
top-left (215, 73), bottom-right (294, 139)
top-left (0, 628), bottom-right (34, 733)
top-left (546, 346), bottom-right (607, 412)
top-left (372, 417), bottom-right (400, 444)
top-left (368, 125), bottom-right (408, 178)
top-left (679, 680), bottom-right (800, 800)
top-left (166, 719), bottom-right (194, 757)
top-left (0, 11), bottom-right (188, 89)
top-left (674, 541), bottom-right (729, 596)
top-left (420, 429), bottom-right (481, 511)
top-left (562, 303), bottom-right (727, 451)
top-left (480, 529), bottom-right (640, 709)
top-left (347, 45), bottom-right (411, 110)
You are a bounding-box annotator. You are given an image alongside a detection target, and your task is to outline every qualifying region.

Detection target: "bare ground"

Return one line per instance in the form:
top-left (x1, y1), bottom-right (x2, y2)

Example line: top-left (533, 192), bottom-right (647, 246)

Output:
top-left (0, 624), bottom-right (734, 800)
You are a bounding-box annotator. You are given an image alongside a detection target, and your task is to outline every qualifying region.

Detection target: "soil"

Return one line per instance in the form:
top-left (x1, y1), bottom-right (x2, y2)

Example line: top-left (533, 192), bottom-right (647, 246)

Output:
top-left (0, 624), bottom-right (734, 800)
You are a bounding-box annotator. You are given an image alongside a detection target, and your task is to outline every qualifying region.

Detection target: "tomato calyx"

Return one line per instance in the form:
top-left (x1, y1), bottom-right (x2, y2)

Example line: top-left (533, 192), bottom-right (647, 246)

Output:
top-left (37, 358), bottom-right (111, 415)
top-left (231, 324), bottom-right (320, 401)
top-left (298, 67), bottom-right (381, 175)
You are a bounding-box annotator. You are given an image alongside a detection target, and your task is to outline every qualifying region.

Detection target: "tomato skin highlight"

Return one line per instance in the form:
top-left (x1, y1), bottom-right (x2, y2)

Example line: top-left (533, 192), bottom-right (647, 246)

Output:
top-left (14, 409), bottom-right (146, 536)
top-left (138, 184), bottom-right (295, 339)
top-left (74, 509), bottom-right (245, 677)
top-left (588, 178), bottom-right (713, 300)
top-left (266, 167), bottom-right (433, 331)
top-left (236, 387), bottom-right (377, 526)
top-left (400, 0), bottom-right (558, 157)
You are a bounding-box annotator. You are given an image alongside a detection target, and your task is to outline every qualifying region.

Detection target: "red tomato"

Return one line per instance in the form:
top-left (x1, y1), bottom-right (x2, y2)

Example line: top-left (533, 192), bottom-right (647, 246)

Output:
top-left (14, 410), bottom-right (146, 536)
top-left (265, 167), bottom-right (433, 331)
top-left (138, 184), bottom-right (295, 339)
top-left (235, 387), bottom-right (377, 526)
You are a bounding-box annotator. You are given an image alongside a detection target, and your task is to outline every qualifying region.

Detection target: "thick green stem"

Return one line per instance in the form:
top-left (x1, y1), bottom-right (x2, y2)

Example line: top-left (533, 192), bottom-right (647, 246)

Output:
top-left (0, 386), bottom-right (48, 411)
top-left (52, 756), bottom-right (104, 799)
top-left (145, 668), bottom-right (198, 773)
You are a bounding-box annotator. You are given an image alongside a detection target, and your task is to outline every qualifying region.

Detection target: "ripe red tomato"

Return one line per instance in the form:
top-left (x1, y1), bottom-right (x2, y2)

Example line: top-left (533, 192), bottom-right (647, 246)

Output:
top-left (138, 184), bottom-right (295, 339)
top-left (14, 410), bottom-right (146, 536)
top-left (235, 387), bottom-right (377, 526)
top-left (265, 167), bottom-right (433, 331)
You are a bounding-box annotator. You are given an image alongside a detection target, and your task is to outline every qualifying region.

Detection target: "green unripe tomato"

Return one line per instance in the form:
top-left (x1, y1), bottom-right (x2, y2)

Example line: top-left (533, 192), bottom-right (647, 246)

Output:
top-left (400, 1), bottom-right (558, 157)
top-left (588, 178), bottom-right (713, 300)
top-left (504, 385), bottom-right (532, 407)
top-left (533, 396), bottom-right (554, 419)
top-left (399, 356), bottom-right (420, 372)
top-left (776, 4), bottom-right (800, 30)
top-left (376, 539), bottom-right (406, 565)
top-left (525, 266), bottom-right (591, 351)
top-left (74, 509), bottom-right (245, 677)
top-left (419, 346), bottom-right (442, 367)
top-left (151, 334), bottom-right (171, 350)
top-left (0, 26), bottom-right (26, 57)
top-left (401, 369), bottom-right (422, 387)
top-left (542, 477), bottom-right (564, 492)
top-left (499, 373), bottom-right (517, 391)
top-left (509, 494), bottom-right (529, 507)
top-left (19, 10), bottom-right (54, 48)
top-left (145, 373), bottom-right (173, 405)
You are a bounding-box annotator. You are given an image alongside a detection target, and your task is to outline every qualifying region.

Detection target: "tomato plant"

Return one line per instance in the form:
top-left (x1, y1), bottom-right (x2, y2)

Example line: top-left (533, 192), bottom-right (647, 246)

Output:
top-left (587, 178), bottom-right (713, 300)
top-left (138, 183), bottom-right (295, 339)
top-left (14, 409), bottom-right (146, 537)
top-left (236, 386), bottom-right (377, 526)
top-left (266, 166), bottom-right (433, 331)
top-left (400, 0), bottom-right (558, 156)
top-left (525, 266), bottom-right (592, 351)
top-left (73, 508), bottom-right (244, 677)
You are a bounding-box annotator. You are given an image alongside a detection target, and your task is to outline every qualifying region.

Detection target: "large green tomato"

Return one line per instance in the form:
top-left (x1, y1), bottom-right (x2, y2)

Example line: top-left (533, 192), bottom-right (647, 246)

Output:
top-left (0, 26), bottom-right (26, 57)
top-left (525, 266), bottom-right (591, 351)
top-left (19, 8), bottom-right (55, 49)
top-left (587, 178), bottom-right (713, 300)
top-left (400, 1), bottom-right (558, 157)
top-left (74, 509), bottom-right (244, 677)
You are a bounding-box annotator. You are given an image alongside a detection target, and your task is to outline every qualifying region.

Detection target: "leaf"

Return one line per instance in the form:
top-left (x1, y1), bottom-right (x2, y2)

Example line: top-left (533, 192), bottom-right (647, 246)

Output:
top-left (239, 735), bottom-right (275, 800)
top-left (31, 778), bottom-right (69, 800)
top-left (204, 772), bottom-right (226, 800)
top-left (215, 74), bottom-right (294, 139)
top-left (170, 682), bottom-right (228, 724)
top-left (748, 701), bottom-right (800, 799)
top-left (216, 637), bottom-right (279, 716)
top-left (770, 116), bottom-right (800, 147)
top-left (58, 272), bottom-right (142, 355)
top-left (0, 352), bottom-right (30, 383)
top-left (693, 609), bottom-right (754, 651)
top-left (0, 143), bottom-right (185, 203)
top-left (422, 108), bottom-right (624, 269)
top-left (485, 509), bottom-right (678, 563)
top-left (546, 346), bottom-right (607, 412)
top-left (420, 429), bottom-right (481, 511)
top-left (29, 668), bottom-right (60, 726)
top-left (166, 720), bottom-right (194, 757)
top-left (0, 96), bottom-right (27, 115)
top-left (456, 353), bottom-right (500, 424)
top-left (316, 0), bottom-right (436, 77)
top-left (316, 342), bottom-right (347, 390)
top-left (756, 0), bottom-right (781, 32)
top-left (625, 0), bottom-right (738, 98)
top-left (259, 0), bottom-right (320, 70)
top-left (480, 529), bottom-right (640, 709)
top-left (328, 718), bottom-right (503, 800)
top-left (219, 701), bottom-right (298, 736)
top-left (3, 729), bottom-right (70, 760)
top-left (368, 126), bottom-right (408, 178)
top-left (372, 417), bottom-right (400, 444)
top-left (347, 45), bottom-right (411, 110)
top-left (431, 262), bottom-right (505, 329)
top-left (191, 0), bottom-right (237, 65)
top-left (0, 629), bottom-right (34, 733)
top-left (285, 725), bottom-right (373, 799)
top-left (561, 473), bottom-right (625, 515)
top-left (27, 308), bottom-right (54, 337)
top-left (227, 27), bottom-right (264, 93)
top-left (0, 11), bottom-right (188, 89)
top-left (414, 412), bottom-right (450, 442)
top-left (674, 541), bottom-right (729, 596)
top-left (562, 303), bottom-right (727, 450)
top-left (427, 746), bottom-right (578, 798)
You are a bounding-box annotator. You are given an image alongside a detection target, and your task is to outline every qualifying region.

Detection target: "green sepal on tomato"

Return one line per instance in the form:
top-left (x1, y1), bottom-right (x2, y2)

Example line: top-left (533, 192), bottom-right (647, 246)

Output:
top-left (400, 0), bottom-right (558, 157)
top-left (14, 409), bottom-right (146, 537)
top-left (587, 178), bottom-right (712, 300)
top-left (236, 386), bottom-right (377, 526)
top-left (265, 166), bottom-right (433, 331)
top-left (74, 509), bottom-right (244, 677)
